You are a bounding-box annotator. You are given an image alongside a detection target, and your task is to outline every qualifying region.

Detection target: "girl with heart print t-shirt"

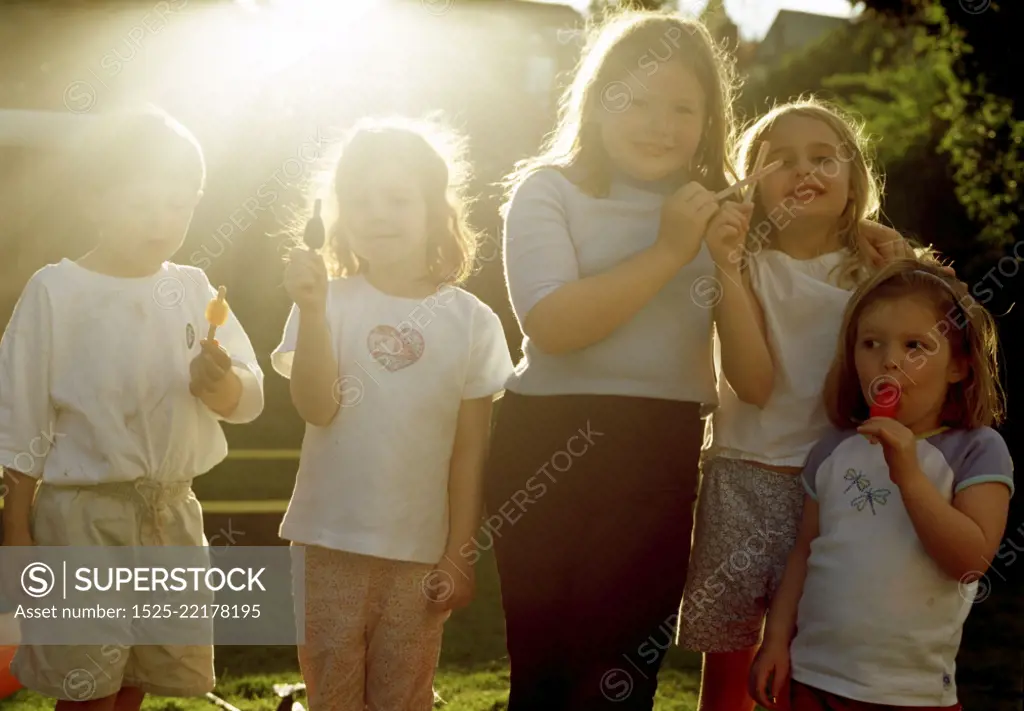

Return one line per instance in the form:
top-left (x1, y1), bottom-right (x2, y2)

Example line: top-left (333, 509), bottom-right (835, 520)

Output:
top-left (271, 117), bottom-right (513, 711)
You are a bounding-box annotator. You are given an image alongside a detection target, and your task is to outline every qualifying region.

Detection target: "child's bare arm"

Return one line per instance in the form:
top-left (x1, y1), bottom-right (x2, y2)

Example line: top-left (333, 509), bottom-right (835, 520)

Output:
top-left (427, 396), bottom-right (493, 611)
top-left (289, 309), bottom-right (341, 427)
top-left (713, 265), bottom-right (774, 407)
top-left (856, 421), bottom-right (1012, 582)
top-left (280, 248), bottom-right (338, 426)
top-left (2, 468), bottom-right (37, 544)
top-left (762, 494), bottom-right (818, 648)
top-left (446, 396), bottom-right (493, 564)
top-left (899, 475), bottom-right (1009, 582)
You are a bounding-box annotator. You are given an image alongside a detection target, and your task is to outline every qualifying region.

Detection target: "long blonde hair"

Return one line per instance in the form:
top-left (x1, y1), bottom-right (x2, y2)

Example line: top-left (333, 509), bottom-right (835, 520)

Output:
top-left (502, 10), bottom-right (738, 209)
top-left (736, 98), bottom-right (882, 289)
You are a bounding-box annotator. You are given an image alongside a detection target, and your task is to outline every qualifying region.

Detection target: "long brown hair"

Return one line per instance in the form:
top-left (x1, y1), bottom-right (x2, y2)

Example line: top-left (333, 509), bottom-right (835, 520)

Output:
top-left (315, 116), bottom-right (480, 286)
top-left (824, 259), bottom-right (1004, 429)
top-left (502, 10), bottom-right (738, 209)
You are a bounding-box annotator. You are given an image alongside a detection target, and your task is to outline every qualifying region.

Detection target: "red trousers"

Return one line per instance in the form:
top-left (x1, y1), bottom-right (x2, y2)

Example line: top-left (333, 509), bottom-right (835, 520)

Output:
top-left (791, 680), bottom-right (963, 711)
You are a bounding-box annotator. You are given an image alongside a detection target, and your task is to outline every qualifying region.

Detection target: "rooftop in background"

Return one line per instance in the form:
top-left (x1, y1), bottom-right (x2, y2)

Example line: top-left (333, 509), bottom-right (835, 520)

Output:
top-left (753, 8), bottom-right (851, 66)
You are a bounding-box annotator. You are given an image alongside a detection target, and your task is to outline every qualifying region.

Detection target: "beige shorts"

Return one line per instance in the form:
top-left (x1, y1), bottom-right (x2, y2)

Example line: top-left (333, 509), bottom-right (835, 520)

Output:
top-left (12, 480), bottom-right (216, 701)
top-left (677, 456), bottom-right (804, 653)
top-left (292, 544), bottom-right (450, 711)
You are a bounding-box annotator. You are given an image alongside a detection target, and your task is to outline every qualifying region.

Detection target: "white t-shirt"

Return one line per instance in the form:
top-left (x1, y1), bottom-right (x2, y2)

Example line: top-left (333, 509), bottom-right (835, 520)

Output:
top-left (794, 426), bottom-right (1014, 704)
top-left (0, 260), bottom-right (265, 484)
top-left (706, 249), bottom-right (855, 467)
top-left (271, 275), bottom-right (514, 565)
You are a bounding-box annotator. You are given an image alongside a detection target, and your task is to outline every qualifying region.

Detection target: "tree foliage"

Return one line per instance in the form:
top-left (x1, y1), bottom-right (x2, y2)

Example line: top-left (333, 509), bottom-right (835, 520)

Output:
top-left (831, 1), bottom-right (1021, 248)
top-left (743, 0), bottom-right (1022, 254)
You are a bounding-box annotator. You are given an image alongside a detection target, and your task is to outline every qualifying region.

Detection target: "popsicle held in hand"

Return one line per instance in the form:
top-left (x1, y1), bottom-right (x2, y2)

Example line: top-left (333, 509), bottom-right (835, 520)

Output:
top-left (205, 286), bottom-right (230, 344)
top-left (870, 381), bottom-right (901, 419)
top-left (304, 199), bottom-right (325, 250)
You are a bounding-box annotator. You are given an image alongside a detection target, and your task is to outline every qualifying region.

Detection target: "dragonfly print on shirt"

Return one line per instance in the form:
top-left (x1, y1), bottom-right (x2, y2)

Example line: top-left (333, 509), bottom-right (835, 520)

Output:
top-left (850, 487), bottom-right (891, 515)
top-left (842, 467), bottom-right (891, 515)
top-left (844, 468), bottom-right (870, 493)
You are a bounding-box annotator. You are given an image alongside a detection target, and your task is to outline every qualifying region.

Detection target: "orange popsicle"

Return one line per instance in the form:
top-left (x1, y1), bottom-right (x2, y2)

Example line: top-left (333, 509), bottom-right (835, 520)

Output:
top-left (205, 286), bottom-right (229, 343)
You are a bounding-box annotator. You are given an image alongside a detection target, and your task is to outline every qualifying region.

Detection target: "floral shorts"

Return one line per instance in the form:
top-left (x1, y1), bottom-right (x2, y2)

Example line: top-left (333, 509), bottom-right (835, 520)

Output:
top-left (291, 545), bottom-right (450, 711)
top-left (677, 456), bottom-right (805, 653)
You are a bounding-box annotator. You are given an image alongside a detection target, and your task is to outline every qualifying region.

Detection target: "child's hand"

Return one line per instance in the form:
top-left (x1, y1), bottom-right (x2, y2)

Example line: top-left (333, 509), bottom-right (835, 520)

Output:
top-left (189, 339), bottom-right (232, 396)
top-left (857, 221), bottom-right (912, 267)
top-left (657, 183), bottom-right (720, 266)
top-left (857, 417), bottom-right (920, 485)
top-left (424, 555), bottom-right (475, 613)
top-left (704, 200), bottom-right (753, 269)
top-left (284, 247), bottom-right (328, 314)
top-left (749, 641), bottom-right (790, 710)
top-left (857, 221), bottom-right (956, 276)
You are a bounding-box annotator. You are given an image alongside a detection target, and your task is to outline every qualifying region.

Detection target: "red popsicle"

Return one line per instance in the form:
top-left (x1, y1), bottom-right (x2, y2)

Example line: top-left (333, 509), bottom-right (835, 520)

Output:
top-left (870, 382), bottom-right (901, 419)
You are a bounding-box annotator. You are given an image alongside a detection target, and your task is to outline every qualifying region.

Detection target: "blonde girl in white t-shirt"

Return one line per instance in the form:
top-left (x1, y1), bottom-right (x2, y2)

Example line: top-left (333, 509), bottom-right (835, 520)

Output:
top-left (272, 117), bottom-right (514, 711)
top-left (678, 99), bottom-right (931, 711)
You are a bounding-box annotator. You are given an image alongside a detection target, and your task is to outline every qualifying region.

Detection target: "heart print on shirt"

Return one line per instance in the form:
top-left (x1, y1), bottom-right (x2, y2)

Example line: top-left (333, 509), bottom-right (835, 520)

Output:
top-left (367, 324), bottom-right (425, 372)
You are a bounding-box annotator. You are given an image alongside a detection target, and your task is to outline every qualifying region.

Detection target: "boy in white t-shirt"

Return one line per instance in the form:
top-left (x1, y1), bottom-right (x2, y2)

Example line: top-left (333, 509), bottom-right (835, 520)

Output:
top-left (273, 118), bottom-right (513, 711)
top-left (0, 108), bottom-right (264, 708)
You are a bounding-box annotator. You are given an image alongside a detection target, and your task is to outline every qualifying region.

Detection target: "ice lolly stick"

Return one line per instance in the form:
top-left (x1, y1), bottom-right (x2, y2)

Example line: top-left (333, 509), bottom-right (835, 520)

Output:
top-left (744, 141), bottom-right (770, 205)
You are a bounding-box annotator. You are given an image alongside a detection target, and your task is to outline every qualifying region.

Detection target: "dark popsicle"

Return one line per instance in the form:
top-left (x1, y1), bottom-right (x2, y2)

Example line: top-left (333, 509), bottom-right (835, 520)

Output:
top-left (303, 199), bottom-right (325, 250)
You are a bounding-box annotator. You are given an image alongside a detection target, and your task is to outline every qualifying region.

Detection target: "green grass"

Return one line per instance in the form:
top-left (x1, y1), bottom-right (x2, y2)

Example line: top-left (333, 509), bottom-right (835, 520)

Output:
top-left (5, 550), bottom-right (1022, 710)
top-left (0, 551), bottom-right (705, 710)
top-left (5, 500), bottom-right (1018, 710)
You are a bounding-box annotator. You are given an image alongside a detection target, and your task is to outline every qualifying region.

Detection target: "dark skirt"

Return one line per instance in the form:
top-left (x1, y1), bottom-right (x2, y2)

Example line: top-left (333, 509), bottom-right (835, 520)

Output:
top-left (483, 391), bottom-right (703, 711)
